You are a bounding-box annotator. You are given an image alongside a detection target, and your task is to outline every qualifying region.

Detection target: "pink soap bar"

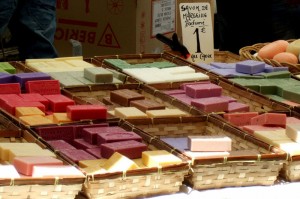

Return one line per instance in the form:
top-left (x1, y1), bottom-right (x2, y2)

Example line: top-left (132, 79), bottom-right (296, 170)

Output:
top-left (4, 101), bottom-right (45, 115)
top-left (242, 125), bottom-right (285, 134)
top-left (19, 93), bottom-right (49, 110)
top-left (83, 126), bottom-right (127, 144)
top-left (191, 97), bottom-right (229, 113)
top-left (66, 104), bottom-right (107, 121)
top-left (101, 140), bottom-right (148, 159)
top-left (47, 140), bottom-right (76, 151)
top-left (43, 94), bottom-right (75, 112)
top-left (0, 83), bottom-right (21, 94)
top-left (13, 156), bottom-right (63, 176)
top-left (224, 112), bottom-right (259, 126)
top-left (185, 83), bottom-right (222, 98)
top-left (227, 102), bottom-right (250, 113)
top-left (36, 126), bottom-right (75, 141)
top-left (162, 89), bottom-right (186, 95)
top-left (172, 94), bottom-right (193, 105)
top-left (97, 131), bottom-right (142, 145)
top-left (286, 117), bottom-right (300, 124)
top-left (180, 81), bottom-right (211, 90)
top-left (73, 123), bottom-right (109, 139)
top-left (61, 149), bottom-right (97, 163)
top-left (85, 147), bottom-right (102, 159)
top-left (188, 136), bottom-right (232, 152)
top-left (72, 138), bottom-right (98, 149)
top-left (250, 113), bottom-right (286, 127)
top-left (25, 80), bottom-right (60, 95)
top-left (219, 95), bottom-right (237, 103)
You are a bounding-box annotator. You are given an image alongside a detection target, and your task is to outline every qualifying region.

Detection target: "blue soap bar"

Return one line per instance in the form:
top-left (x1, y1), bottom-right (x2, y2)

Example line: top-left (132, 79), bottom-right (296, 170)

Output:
top-left (0, 72), bottom-right (14, 83)
top-left (235, 60), bottom-right (265, 74)
top-left (14, 72), bottom-right (51, 88)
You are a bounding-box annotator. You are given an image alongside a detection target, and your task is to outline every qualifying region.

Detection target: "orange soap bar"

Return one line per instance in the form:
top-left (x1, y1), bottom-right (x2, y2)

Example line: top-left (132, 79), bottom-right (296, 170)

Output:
top-left (13, 156), bottom-right (63, 176)
top-left (250, 113), bottom-right (286, 127)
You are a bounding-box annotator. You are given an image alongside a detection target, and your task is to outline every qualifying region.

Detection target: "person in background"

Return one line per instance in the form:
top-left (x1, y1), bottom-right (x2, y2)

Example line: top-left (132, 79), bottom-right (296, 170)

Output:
top-left (0, 0), bottom-right (58, 60)
top-left (215, 0), bottom-right (296, 54)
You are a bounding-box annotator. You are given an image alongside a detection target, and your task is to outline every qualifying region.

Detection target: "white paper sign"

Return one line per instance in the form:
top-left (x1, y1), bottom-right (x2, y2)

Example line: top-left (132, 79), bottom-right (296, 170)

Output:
top-left (179, 3), bottom-right (214, 63)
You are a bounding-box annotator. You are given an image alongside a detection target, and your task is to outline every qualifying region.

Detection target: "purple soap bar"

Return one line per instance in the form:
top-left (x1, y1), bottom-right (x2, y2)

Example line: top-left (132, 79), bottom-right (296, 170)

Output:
top-left (171, 94), bottom-right (193, 105)
top-left (36, 126), bottom-right (75, 141)
top-left (0, 73), bottom-right (14, 83)
top-left (227, 102), bottom-right (250, 113)
top-left (72, 138), bottom-right (98, 149)
top-left (235, 60), bottom-right (265, 74)
top-left (180, 81), bottom-right (211, 90)
top-left (60, 149), bottom-right (97, 163)
top-left (210, 62), bottom-right (236, 69)
top-left (185, 83), bottom-right (222, 98)
top-left (83, 126), bottom-right (127, 144)
top-left (264, 65), bottom-right (289, 73)
top-left (101, 140), bottom-right (147, 159)
top-left (97, 131), bottom-right (142, 145)
top-left (210, 68), bottom-right (243, 77)
top-left (191, 97), bottom-right (229, 113)
top-left (196, 62), bottom-right (214, 71)
top-left (85, 147), bottom-right (102, 159)
top-left (73, 123), bottom-right (109, 139)
top-left (14, 72), bottom-right (51, 88)
top-left (47, 140), bottom-right (76, 151)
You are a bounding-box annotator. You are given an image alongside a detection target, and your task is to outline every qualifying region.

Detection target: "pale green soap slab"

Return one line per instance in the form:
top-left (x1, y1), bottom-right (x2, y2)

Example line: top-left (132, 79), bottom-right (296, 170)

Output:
top-left (0, 62), bottom-right (16, 74)
top-left (84, 67), bottom-right (113, 83)
top-left (262, 71), bottom-right (291, 79)
top-left (106, 68), bottom-right (127, 83)
top-left (282, 87), bottom-right (300, 103)
top-left (265, 94), bottom-right (285, 102)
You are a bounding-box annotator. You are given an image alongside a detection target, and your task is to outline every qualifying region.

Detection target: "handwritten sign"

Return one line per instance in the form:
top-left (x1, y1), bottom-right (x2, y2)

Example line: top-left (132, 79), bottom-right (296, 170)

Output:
top-left (179, 2), bottom-right (214, 63)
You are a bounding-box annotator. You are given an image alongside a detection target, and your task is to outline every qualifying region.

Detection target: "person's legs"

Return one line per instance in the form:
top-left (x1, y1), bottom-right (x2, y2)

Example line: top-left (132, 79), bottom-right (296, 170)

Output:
top-left (11, 0), bottom-right (58, 60)
top-left (0, 0), bottom-right (17, 35)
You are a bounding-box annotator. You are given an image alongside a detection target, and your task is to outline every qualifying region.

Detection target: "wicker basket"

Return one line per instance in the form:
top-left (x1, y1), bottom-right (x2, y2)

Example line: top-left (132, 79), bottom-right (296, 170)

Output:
top-left (239, 39), bottom-right (300, 73)
top-left (126, 115), bottom-right (286, 190)
top-left (0, 112), bottom-right (85, 199)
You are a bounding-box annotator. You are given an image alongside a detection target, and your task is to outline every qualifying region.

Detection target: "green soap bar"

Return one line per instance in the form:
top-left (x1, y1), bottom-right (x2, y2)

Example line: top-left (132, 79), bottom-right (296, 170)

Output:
top-left (262, 71), bottom-right (291, 78)
top-left (104, 59), bottom-right (130, 66)
top-left (236, 74), bottom-right (265, 79)
top-left (84, 67), bottom-right (113, 83)
top-left (0, 62), bottom-right (16, 74)
top-left (245, 85), bottom-right (261, 92)
top-left (282, 87), bottom-right (300, 103)
top-left (265, 94), bottom-right (285, 102)
top-left (112, 77), bottom-right (123, 84)
top-left (260, 85), bottom-right (278, 95)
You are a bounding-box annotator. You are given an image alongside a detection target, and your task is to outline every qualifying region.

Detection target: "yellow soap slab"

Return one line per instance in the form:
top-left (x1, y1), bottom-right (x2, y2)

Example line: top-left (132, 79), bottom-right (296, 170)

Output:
top-left (142, 150), bottom-right (182, 167)
top-left (102, 152), bottom-right (139, 172)
top-left (133, 158), bottom-right (147, 168)
top-left (53, 113), bottom-right (73, 123)
top-left (65, 60), bottom-right (94, 68)
top-left (286, 124), bottom-right (300, 143)
top-left (15, 107), bottom-right (45, 118)
top-left (19, 115), bottom-right (54, 126)
top-left (271, 139), bottom-right (295, 147)
top-left (146, 108), bottom-right (188, 118)
top-left (114, 107), bottom-right (148, 119)
top-left (253, 130), bottom-right (291, 144)
top-left (79, 159), bottom-right (107, 168)
top-left (9, 149), bottom-right (55, 163)
top-left (0, 143), bottom-right (43, 161)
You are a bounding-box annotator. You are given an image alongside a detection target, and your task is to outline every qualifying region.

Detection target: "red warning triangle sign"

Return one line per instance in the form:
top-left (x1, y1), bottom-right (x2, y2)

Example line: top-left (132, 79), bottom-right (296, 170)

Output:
top-left (98, 23), bottom-right (120, 48)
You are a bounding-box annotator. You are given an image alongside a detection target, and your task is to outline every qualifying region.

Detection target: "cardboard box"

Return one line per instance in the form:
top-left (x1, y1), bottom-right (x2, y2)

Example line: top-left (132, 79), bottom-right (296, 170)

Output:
top-left (54, 0), bottom-right (137, 57)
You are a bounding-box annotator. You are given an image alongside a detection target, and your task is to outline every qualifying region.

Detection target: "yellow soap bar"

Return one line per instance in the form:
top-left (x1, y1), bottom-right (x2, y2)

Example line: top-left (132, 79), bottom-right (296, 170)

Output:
top-left (114, 107), bottom-right (148, 119)
top-left (82, 165), bottom-right (106, 175)
top-left (133, 158), bottom-right (147, 168)
top-left (253, 130), bottom-right (291, 144)
top-left (8, 148), bottom-right (55, 163)
top-left (52, 113), bottom-right (73, 123)
top-left (0, 143), bottom-right (43, 161)
top-left (286, 124), bottom-right (300, 143)
top-left (146, 108), bottom-right (188, 118)
top-left (19, 115), bottom-right (54, 126)
top-left (271, 139), bottom-right (295, 147)
top-left (79, 159), bottom-right (107, 168)
top-left (102, 152), bottom-right (139, 172)
top-left (142, 150), bottom-right (182, 167)
top-left (15, 107), bottom-right (45, 118)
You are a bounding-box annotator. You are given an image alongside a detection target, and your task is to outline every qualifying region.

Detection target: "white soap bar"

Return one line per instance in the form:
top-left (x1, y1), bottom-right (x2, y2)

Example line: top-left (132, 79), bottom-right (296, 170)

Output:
top-left (161, 66), bottom-right (195, 74)
top-left (32, 165), bottom-right (85, 177)
top-left (0, 165), bottom-right (20, 178)
top-left (286, 124), bottom-right (300, 143)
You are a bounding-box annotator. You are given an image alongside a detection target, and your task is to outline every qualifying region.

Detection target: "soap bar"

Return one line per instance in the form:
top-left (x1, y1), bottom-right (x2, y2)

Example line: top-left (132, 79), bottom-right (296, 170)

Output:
top-left (278, 142), bottom-right (300, 156)
top-left (79, 158), bottom-right (107, 168)
top-left (32, 165), bottom-right (85, 178)
top-left (72, 139), bottom-right (98, 150)
top-left (0, 62), bottom-right (16, 74)
top-left (171, 94), bottom-right (193, 105)
top-left (25, 79), bottom-right (61, 95)
top-left (102, 152), bottom-right (139, 172)
top-left (188, 136), bottom-right (232, 152)
top-left (250, 113), bottom-right (286, 127)
top-left (191, 97), bottom-right (229, 113)
top-left (286, 117), bottom-right (300, 124)
top-left (162, 89), bottom-right (186, 95)
top-left (146, 108), bottom-right (188, 118)
top-left (184, 151), bottom-right (230, 159)
top-left (97, 131), bottom-right (142, 145)
top-left (0, 83), bottom-right (21, 94)
top-left (0, 73), bottom-right (14, 83)
top-left (114, 107), bottom-right (148, 119)
top-left (0, 143), bottom-right (43, 161)
top-left (84, 67), bottom-right (113, 83)
top-left (130, 99), bottom-right (165, 112)
top-left (47, 140), bottom-right (76, 151)
top-left (13, 156), bottom-right (63, 176)
top-left (43, 94), bottom-right (75, 112)
top-left (210, 62), bottom-right (236, 69)
top-left (110, 89), bottom-right (145, 106)
top-left (66, 104), bottom-right (107, 121)
top-left (242, 125), bottom-right (285, 134)
top-left (14, 72), bottom-right (51, 88)
top-left (286, 124), bottom-right (300, 143)
top-left (142, 150), bottom-right (182, 167)
top-left (52, 112), bottom-right (73, 123)
top-left (101, 140), bottom-right (148, 159)
top-left (73, 123), bottom-right (108, 139)
top-left (85, 147), bottom-right (103, 159)
top-left (60, 149), bottom-right (97, 163)
top-left (83, 126), bottom-right (127, 144)
top-left (36, 125), bottom-right (75, 141)
top-left (223, 112), bottom-right (259, 126)
top-left (235, 60), bottom-right (265, 74)
top-left (227, 102), bottom-right (250, 113)
top-left (4, 100), bottom-right (45, 115)
top-left (15, 107), bottom-right (45, 118)
top-left (19, 93), bottom-right (49, 110)
top-left (185, 83), bottom-right (222, 98)
top-left (0, 165), bottom-right (20, 178)
top-left (19, 115), bottom-right (53, 126)
top-left (253, 130), bottom-right (291, 145)
top-left (9, 148), bottom-right (55, 163)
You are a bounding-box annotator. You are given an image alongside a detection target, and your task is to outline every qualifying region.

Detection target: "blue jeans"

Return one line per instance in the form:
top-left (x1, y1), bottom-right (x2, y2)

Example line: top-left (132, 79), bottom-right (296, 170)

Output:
top-left (0, 0), bottom-right (58, 60)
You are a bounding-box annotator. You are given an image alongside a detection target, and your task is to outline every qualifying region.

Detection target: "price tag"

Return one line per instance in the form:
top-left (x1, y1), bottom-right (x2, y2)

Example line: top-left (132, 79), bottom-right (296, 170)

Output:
top-left (179, 2), bottom-right (214, 63)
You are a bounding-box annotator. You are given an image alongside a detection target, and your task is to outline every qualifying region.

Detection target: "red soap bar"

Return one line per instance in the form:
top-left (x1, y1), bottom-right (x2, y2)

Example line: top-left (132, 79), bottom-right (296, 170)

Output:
top-left (97, 131), bottom-right (142, 145)
top-left (191, 97), bottom-right (229, 113)
top-left (61, 149), bottom-right (97, 163)
top-left (72, 138), bottom-right (98, 149)
top-left (250, 113), bottom-right (287, 127)
top-left (172, 94), bottom-right (193, 105)
top-left (43, 94), bottom-right (75, 112)
top-left (101, 140), bottom-right (148, 159)
top-left (185, 83), bottom-right (222, 98)
top-left (4, 101), bottom-right (45, 115)
top-left (66, 104), bottom-right (107, 121)
top-left (227, 102), bottom-right (250, 113)
top-left (224, 112), bottom-right (259, 126)
top-left (85, 147), bottom-right (102, 159)
top-left (83, 126), bottom-right (127, 144)
top-left (0, 83), bottom-right (21, 94)
top-left (47, 140), bottom-right (76, 151)
top-left (73, 123), bottom-right (109, 139)
top-left (242, 125), bottom-right (285, 134)
top-left (36, 126), bottom-right (75, 141)
top-left (0, 94), bottom-right (22, 110)
top-left (25, 80), bottom-right (60, 95)
top-left (19, 93), bottom-right (49, 110)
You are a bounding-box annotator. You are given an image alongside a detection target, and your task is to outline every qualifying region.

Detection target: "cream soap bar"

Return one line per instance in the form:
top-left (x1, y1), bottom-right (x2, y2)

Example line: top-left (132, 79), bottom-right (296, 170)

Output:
top-left (9, 148), bottom-right (56, 163)
top-left (0, 143), bottom-right (43, 161)
top-left (0, 165), bottom-right (20, 178)
top-left (146, 108), bottom-right (188, 118)
top-left (188, 136), bottom-right (232, 152)
top-left (253, 130), bottom-right (291, 144)
top-left (142, 150), bottom-right (182, 167)
top-left (102, 152), bottom-right (139, 172)
top-left (286, 124), bottom-right (300, 143)
top-left (114, 107), bottom-right (148, 119)
top-left (32, 165), bottom-right (85, 178)
top-left (84, 67), bottom-right (113, 83)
